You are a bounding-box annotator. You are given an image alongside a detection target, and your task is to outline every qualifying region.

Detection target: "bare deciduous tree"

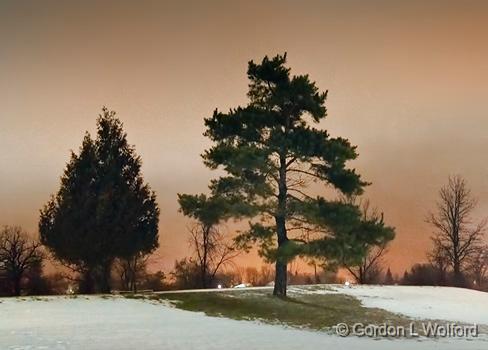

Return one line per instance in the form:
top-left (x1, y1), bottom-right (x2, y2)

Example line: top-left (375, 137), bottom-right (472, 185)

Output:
top-left (116, 253), bottom-right (150, 292)
top-left (466, 245), bottom-right (488, 289)
top-left (346, 243), bottom-right (388, 284)
top-left (259, 264), bottom-right (274, 285)
top-left (428, 244), bottom-right (450, 285)
top-left (244, 267), bottom-right (260, 286)
top-left (307, 258), bottom-right (322, 284)
top-left (178, 194), bottom-right (240, 289)
top-left (427, 175), bottom-right (486, 286)
top-left (343, 199), bottom-right (392, 284)
top-left (189, 223), bottom-right (239, 288)
top-left (0, 226), bottom-right (43, 296)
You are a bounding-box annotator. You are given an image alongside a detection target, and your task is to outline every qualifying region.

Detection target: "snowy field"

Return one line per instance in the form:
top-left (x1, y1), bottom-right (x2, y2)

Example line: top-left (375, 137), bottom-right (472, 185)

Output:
top-left (291, 285), bottom-right (488, 325)
top-left (1, 286), bottom-right (487, 350)
top-left (330, 285), bottom-right (488, 325)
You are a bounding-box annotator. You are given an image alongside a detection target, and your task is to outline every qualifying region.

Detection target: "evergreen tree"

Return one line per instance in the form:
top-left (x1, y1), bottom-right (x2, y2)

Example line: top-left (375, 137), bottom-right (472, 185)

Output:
top-left (384, 267), bottom-right (394, 285)
top-left (402, 270), bottom-right (409, 285)
top-left (39, 108), bottom-right (159, 293)
top-left (202, 54), bottom-right (390, 296)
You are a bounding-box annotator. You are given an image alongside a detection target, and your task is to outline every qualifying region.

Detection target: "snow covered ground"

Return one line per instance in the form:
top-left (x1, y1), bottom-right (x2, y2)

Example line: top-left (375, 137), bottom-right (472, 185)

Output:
top-left (292, 285), bottom-right (488, 325)
top-left (1, 286), bottom-right (487, 350)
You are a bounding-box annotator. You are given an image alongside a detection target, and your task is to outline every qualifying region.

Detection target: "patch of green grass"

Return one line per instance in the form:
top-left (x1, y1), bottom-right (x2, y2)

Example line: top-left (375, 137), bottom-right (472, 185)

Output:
top-left (140, 289), bottom-right (415, 332)
top-left (123, 293), bottom-right (149, 300)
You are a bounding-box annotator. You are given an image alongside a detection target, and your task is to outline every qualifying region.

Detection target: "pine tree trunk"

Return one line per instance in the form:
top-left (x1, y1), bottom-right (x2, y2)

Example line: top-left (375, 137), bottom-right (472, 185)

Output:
top-left (201, 226), bottom-right (210, 289)
top-left (273, 154), bottom-right (288, 297)
top-left (274, 260), bottom-right (287, 297)
top-left (273, 220), bottom-right (288, 296)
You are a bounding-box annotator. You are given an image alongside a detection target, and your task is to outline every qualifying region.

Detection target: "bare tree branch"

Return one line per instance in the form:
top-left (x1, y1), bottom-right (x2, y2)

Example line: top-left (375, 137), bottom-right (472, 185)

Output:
top-left (0, 226), bottom-right (43, 296)
top-left (427, 175), bottom-right (486, 286)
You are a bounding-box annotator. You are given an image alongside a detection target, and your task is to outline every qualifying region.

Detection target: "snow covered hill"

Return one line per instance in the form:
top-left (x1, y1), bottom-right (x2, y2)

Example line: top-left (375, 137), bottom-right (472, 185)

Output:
top-left (1, 286), bottom-right (487, 350)
top-left (292, 285), bottom-right (488, 325)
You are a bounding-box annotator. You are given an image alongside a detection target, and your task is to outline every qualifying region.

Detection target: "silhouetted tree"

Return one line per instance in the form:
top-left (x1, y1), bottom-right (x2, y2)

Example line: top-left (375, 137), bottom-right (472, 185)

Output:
top-left (427, 175), bottom-right (486, 287)
top-left (244, 267), bottom-right (260, 286)
top-left (24, 259), bottom-right (50, 295)
top-left (0, 226), bottom-right (43, 296)
top-left (139, 270), bottom-right (166, 291)
top-left (178, 194), bottom-right (239, 288)
top-left (214, 269), bottom-right (242, 288)
top-left (258, 264), bottom-right (274, 285)
top-left (401, 263), bottom-right (444, 286)
top-left (321, 268), bottom-right (340, 284)
top-left (341, 199), bottom-right (395, 284)
top-left (345, 245), bottom-right (386, 284)
top-left (466, 245), bottom-right (488, 289)
top-left (39, 108), bottom-right (159, 293)
top-left (428, 244), bottom-right (450, 285)
top-left (307, 258), bottom-right (322, 284)
top-left (44, 273), bottom-right (71, 295)
top-left (115, 252), bottom-right (150, 292)
top-left (171, 258), bottom-right (201, 290)
top-left (402, 270), bottom-right (409, 283)
top-left (201, 54), bottom-right (386, 296)
top-left (384, 267), bottom-right (394, 285)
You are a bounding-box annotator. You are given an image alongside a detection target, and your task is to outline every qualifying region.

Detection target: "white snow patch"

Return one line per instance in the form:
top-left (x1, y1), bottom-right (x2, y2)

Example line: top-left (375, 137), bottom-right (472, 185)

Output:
top-left (0, 293), bottom-right (486, 349)
top-left (300, 285), bottom-right (488, 325)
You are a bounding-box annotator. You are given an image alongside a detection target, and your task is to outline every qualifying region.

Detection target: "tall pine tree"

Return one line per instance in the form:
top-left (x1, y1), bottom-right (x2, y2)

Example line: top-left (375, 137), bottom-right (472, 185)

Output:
top-left (203, 54), bottom-right (391, 296)
top-left (39, 108), bottom-right (159, 293)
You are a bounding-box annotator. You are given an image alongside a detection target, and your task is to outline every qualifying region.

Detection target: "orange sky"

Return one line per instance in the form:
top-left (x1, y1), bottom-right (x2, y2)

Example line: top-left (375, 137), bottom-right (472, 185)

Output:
top-left (1, 0), bottom-right (488, 275)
